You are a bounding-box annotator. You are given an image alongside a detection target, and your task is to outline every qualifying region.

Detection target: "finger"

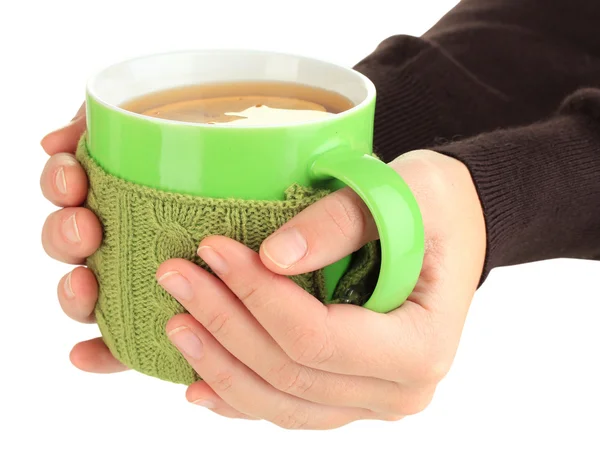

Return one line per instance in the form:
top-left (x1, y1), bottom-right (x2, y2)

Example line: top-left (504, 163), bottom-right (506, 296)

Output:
top-left (42, 207), bottom-right (102, 264)
top-left (57, 267), bottom-right (98, 324)
top-left (197, 236), bottom-right (433, 384)
top-left (187, 376), bottom-right (408, 422)
top-left (40, 153), bottom-right (88, 207)
top-left (69, 337), bottom-right (128, 374)
top-left (157, 258), bottom-right (409, 413)
top-left (165, 314), bottom-right (369, 430)
top-left (41, 113), bottom-right (87, 156)
top-left (185, 381), bottom-right (258, 420)
top-left (259, 187), bottom-right (378, 275)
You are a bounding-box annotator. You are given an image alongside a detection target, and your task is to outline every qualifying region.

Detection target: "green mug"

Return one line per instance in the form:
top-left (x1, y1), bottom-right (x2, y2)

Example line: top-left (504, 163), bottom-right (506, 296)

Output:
top-left (81, 50), bottom-right (424, 384)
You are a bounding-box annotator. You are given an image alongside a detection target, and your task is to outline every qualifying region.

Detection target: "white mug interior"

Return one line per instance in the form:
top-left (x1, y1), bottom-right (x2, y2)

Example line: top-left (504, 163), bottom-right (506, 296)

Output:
top-left (86, 50), bottom-right (376, 126)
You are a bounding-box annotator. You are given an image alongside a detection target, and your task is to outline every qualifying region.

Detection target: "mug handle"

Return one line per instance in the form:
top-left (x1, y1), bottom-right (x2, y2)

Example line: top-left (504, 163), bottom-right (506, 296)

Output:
top-left (311, 152), bottom-right (424, 313)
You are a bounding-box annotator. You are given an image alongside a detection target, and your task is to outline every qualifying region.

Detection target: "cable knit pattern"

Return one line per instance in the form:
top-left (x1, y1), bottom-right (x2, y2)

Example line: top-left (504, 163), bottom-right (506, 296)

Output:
top-left (76, 135), bottom-right (379, 384)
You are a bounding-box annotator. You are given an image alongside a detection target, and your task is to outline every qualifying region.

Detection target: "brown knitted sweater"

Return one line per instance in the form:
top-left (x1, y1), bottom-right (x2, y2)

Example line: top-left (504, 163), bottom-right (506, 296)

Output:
top-left (354, 0), bottom-right (600, 282)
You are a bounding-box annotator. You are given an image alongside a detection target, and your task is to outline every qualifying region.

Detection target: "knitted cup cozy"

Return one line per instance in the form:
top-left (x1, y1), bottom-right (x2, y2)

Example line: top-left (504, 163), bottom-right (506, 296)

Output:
top-left (76, 135), bottom-right (380, 384)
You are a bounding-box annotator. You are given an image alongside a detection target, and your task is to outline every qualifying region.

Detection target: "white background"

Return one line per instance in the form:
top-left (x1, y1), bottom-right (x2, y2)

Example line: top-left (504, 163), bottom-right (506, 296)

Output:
top-left (1, 0), bottom-right (599, 469)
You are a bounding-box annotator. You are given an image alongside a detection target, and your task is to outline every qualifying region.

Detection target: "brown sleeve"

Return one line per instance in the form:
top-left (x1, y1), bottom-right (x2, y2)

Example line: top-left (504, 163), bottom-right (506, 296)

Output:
top-left (354, 0), bottom-right (600, 162)
top-left (433, 89), bottom-right (600, 281)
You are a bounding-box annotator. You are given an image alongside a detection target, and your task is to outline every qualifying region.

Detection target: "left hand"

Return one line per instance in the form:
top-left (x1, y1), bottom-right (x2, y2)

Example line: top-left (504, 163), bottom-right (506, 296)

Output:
top-left (157, 150), bottom-right (486, 429)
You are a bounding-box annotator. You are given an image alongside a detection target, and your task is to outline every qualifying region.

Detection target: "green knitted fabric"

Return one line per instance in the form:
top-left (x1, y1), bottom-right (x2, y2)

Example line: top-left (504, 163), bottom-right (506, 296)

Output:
top-left (76, 135), bottom-right (379, 385)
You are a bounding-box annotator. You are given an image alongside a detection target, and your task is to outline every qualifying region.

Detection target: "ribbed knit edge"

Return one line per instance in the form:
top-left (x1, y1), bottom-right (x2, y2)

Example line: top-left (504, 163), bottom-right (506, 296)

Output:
top-left (433, 110), bottom-right (600, 284)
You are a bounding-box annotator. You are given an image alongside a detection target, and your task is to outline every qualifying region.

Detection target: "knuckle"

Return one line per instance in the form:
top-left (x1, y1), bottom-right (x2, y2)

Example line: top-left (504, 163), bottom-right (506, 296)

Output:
top-left (271, 406), bottom-right (310, 430)
top-left (425, 357), bottom-right (452, 384)
top-left (287, 327), bottom-right (334, 367)
top-left (237, 272), bottom-right (278, 308)
top-left (413, 346), bottom-right (452, 385)
top-left (392, 392), bottom-right (434, 416)
top-left (212, 371), bottom-right (234, 393)
top-left (267, 361), bottom-right (315, 396)
top-left (388, 383), bottom-right (435, 416)
top-left (407, 353), bottom-right (451, 385)
top-left (323, 191), bottom-right (367, 242)
top-left (394, 151), bottom-right (449, 194)
top-left (238, 285), bottom-right (260, 304)
top-left (204, 309), bottom-right (232, 337)
top-left (381, 414), bottom-right (405, 422)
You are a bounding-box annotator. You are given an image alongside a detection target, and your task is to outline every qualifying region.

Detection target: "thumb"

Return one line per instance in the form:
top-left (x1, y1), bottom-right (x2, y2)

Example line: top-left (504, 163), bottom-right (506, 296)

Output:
top-left (259, 187), bottom-right (378, 275)
top-left (41, 103), bottom-right (87, 156)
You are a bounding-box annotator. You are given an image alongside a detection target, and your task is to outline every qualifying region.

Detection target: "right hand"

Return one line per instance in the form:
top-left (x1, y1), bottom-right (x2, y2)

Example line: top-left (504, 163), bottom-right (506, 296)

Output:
top-left (40, 105), bottom-right (127, 374)
top-left (41, 105), bottom-right (486, 424)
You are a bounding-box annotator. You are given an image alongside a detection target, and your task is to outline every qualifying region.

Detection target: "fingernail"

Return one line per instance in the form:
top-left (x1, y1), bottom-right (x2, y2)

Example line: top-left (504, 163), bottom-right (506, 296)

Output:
top-left (63, 214), bottom-right (81, 243)
top-left (64, 272), bottom-right (75, 299)
top-left (71, 112), bottom-right (85, 123)
top-left (158, 271), bottom-right (194, 301)
top-left (197, 246), bottom-right (229, 275)
top-left (55, 153), bottom-right (78, 167)
top-left (262, 227), bottom-right (307, 268)
top-left (55, 167), bottom-right (67, 194)
top-left (193, 399), bottom-right (216, 409)
top-left (54, 154), bottom-right (78, 195)
top-left (167, 326), bottom-right (204, 360)
top-left (45, 118), bottom-right (81, 137)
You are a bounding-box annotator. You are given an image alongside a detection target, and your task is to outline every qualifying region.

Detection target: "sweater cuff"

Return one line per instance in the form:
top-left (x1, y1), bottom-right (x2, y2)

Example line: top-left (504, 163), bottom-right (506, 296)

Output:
top-left (354, 35), bottom-right (511, 162)
top-left (432, 98), bottom-right (600, 281)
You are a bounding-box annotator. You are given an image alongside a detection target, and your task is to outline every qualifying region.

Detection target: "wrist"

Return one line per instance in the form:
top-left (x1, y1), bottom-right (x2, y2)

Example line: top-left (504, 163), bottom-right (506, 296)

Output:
top-left (432, 106), bottom-right (600, 273)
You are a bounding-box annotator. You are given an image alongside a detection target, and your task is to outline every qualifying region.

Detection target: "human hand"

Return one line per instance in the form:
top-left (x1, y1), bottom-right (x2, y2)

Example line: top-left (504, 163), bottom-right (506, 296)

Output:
top-left (40, 105), bottom-right (128, 373)
top-left (40, 106), bottom-right (485, 428)
top-left (156, 149), bottom-right (486, 428)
